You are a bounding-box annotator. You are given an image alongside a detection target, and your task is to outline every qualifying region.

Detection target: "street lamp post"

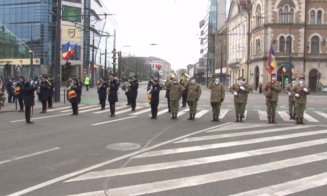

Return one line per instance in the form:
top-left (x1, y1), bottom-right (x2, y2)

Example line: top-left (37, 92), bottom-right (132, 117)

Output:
top-left (54, 0), bottom-right (62, 102)
top-left (29, 50), bottom-right (33, 79)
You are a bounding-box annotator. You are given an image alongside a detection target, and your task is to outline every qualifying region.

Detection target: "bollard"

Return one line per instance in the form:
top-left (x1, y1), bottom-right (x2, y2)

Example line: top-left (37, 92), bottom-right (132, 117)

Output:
top-left (63, 89), bottom-right (66, 104)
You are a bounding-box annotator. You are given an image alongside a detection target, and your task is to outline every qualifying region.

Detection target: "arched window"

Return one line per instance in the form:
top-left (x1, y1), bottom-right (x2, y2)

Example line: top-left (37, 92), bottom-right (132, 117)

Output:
top-left (317, 10), bottom-right (322, 24)
top-left (258, 39), bottom-right (261, 54)
top-left (279, 8), bottom-right (284, 23)
top-left (286, 36), bottom-right (292, 53)
top-left (279, 36), bottom-right (286, 52)
top-left (289, 8), bottom-right (294, 23)
top-left (256, 5), bottom-right (262, 27)
top-left (311, 36), bottom-right (320, 54)
top-left (310, 10), bottom-right (316, 24)
top-left (284, 5), bottom-right (289, 23)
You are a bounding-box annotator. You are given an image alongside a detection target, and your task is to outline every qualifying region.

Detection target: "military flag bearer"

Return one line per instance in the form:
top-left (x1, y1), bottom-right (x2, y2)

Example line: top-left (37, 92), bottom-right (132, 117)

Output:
top-left (263, 73), bottom-right (282, 123)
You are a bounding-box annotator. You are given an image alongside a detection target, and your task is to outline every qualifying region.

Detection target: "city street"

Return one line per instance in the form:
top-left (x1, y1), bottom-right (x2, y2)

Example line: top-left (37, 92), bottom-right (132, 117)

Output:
top-left (1, 84), bottom-right (327, 196)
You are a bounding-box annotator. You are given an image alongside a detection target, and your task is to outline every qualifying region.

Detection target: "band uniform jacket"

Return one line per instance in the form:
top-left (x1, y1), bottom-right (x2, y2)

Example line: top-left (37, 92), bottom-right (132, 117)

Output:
top-left (68, 84), bottom-right (81, 104)
top-left (208, 83), bottom-right (225, 102)
top-left (15, 82), bottom-right (24, 99)
top-left (38, 81), bottom-right (50, 101)
top-left (187, 83), bottom-right (201, 102)
top-left (98, 82), bottom-right (108, 100)
top-left (229, 84), bottom-right (250, 103)
top-left (22, 83), bottom-right (36, 107)
top-left (263, 81), bottom-right (282, 102)
top-left (167, 82), bottom-right (184, 101)
top-left (291, 84), bottom-right (310, 104)
top-left (129, 80), bottom-right (139, 99)
top-left (149, 84), bottom-right (160, 104)
top-left (108, 80), bottom-right (119, 103)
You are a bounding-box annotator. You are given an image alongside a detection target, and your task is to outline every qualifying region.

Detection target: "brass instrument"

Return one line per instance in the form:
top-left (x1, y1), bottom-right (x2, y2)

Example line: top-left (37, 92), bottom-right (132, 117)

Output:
top-left (180, 73), bottom-right (190, 87)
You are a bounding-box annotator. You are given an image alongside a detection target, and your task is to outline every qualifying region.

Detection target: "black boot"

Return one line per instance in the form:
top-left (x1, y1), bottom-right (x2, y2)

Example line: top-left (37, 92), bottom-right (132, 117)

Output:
top-left (216, 115), bottom-right (220, 122)
top-left (235, 114), bottom-right (239, 122)
top-left (289, 113), bottom-right (293, 120)
top-left (272, 115), bottom-right (276, 124)
top-left (268, 117), bottom-right (272, 124)
top-left (300, 117), bottom-right (305, 125)
top-left (187, 114), bottom-right (192, 120)
top-left (192, 114), bottom-right (195, 120)
top-left (212, 114), bottom-right (217, 122)
top-left (295, 118), bottom-right (300, 125)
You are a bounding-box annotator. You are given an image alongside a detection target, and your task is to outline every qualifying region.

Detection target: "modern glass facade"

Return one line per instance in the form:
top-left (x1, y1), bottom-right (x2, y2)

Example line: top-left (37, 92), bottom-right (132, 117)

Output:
top-left (0, 0), bottom-right (56, 74)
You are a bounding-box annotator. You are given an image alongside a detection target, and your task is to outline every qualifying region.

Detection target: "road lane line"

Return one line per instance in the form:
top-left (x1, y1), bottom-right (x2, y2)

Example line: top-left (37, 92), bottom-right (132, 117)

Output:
top-left (177, 108), bottom-right (188, 117)
top-left (315, 111), bottom-right (327, 118)
top-left (93, 106), bottom-right (126, 114)
top-left (7, 123), bottom-right (232, 196)
top-left (47, 105), bottom-right (84, 112)
top-left (79, 107), bottom-right (104, 113)
top-left (278, 111), bottom-right (293, 121)
top-left (258, 110), bottom-right (267, 121)
top-left (11, 113), bottom-right (72, 123)
top-left (230, 172), bottom-right (327, 196)
top-left (81, 152), bottom-right (327, 196)
top-left (304, 112), bottom-right (319, 122)
top-left (60, 105), bottom-right (97, 113)
top-left (135, 128), bottom-right (327, 158)
top-left (0, 147), bottom-right (60, 165)
top-left (115, 107), bottom-right (142, 115)
top-left (156, 109), bottom-right (169, 116)
top-left (129, 108), bottom-right (151, 116)
top-left (91, 116), bottom-right (136, 126)
top-left (207, 123), bottom-right (272, 133)
top-left (66, 138), bottom-right (327, 182)
top-left (175, 125), bottom-right (314, 143)
top-left (219, 109), bottom-right (229, 119)
top-left (195, 109), bottom-right (209, 118)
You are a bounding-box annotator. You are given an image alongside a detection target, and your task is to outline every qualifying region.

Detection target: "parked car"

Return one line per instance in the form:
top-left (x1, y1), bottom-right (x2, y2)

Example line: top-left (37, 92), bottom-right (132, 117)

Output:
top-left (322, 86), bottom-right (327, 94)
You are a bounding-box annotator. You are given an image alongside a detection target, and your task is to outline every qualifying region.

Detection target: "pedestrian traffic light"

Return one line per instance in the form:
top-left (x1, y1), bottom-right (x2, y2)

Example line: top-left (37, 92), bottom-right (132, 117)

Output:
top-left (284, 76), bottom-right (289, 82)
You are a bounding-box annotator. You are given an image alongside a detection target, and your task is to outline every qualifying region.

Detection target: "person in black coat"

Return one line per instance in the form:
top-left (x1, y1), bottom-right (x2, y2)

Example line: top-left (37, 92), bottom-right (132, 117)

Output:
top-left (22, 81), bottom-right (37, 124)
top-left (108, 74), bottom-right (119, 117)
top-left (149, 79), bottom-right (160, 119)
top-left (47, 75), bottom-right (54, 108)
top-left (15, 76), bottom-right (25, 112)
top-left (5, 76), bottom-right (14, 103)
top-left (38, 76), bottom-right (50, 113)
top-left (129, 75), bottom-right (139, 111)
top-left (67, 78), bottom-right (81, 115)
top-left (98, 80), bottom-right (108, 110)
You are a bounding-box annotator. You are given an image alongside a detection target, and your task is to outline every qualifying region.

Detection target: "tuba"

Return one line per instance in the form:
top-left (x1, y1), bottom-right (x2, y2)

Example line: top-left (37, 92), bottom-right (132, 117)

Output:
top-left (180, 73), bottom-right (190, 87)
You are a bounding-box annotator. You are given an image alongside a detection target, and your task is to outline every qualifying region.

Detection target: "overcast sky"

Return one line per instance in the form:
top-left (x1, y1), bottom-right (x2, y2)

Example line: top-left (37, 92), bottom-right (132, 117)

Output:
top-left (103, 0), bottom-right (207, 71)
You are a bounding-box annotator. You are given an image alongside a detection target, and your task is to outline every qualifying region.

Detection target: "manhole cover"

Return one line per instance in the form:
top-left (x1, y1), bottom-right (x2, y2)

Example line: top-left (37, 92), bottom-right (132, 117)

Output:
top-left (106, 143), bottom-right (141, 151)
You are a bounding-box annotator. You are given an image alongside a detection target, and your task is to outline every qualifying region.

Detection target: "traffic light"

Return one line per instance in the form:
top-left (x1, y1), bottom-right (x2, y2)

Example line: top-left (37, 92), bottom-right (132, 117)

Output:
top-left (284, 75), bottom-right (289, 82)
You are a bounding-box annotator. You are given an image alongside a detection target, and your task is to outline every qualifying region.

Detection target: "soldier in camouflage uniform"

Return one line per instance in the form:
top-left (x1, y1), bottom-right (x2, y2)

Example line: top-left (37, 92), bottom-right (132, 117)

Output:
top-left (263, 73), bottom-right (282, 123)
top-left (291, 76), bottom-right (310, 125)
top-left (166, 78), bottom-right (184, 119)
top-left (285, 77), bottom-right (297, 120)
top-left (208, 76), bottom-right (225, 122)
top-left (186, 77), bottom-right (201, 120)
top-left (229, 77), bottom-right (250, 122)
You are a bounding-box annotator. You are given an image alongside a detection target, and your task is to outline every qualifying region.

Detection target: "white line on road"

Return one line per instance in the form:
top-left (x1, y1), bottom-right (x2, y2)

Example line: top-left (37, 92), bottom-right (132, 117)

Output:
top-left (156, 109), bottom-right (169, 116)
top-left (60, 105), bottom-right (98, 113)
top-left (135, 127), bottom-right (326, 158)
top-left (315, 111), bottom-right (327, 118)
top-left (195, 109), bottom-right (209, 118)
top-left (66, 138), bottom-right (327, 182)
top-left (129, 108), bottom-right (151, 116)
top-left (116, 107), bottom-right (142, 115)
top-left (219, 109), bottom-right (229, 119)
top-left (47, 105), bottom-right (84, 112)
top-left (207, 123), bottom-right (272, 133)
top-left (258, 110), bottom-right (267, 121)
top-left (93, 106), bottom-right (127, 114)
top-left (91, 116), bottom-right (136, 126)
top-left (278, 111), bottom-right (293, 122)
top-left (0, 147), bottom-right (60, 165)
top-left (7, 123), bottom-right (232, 196)
top-left (10, 113), bottom-right (72, 123)
top-left (177, 108), bottom-right (189, 117)
top-left (304, 112), bottom-right (319, 122)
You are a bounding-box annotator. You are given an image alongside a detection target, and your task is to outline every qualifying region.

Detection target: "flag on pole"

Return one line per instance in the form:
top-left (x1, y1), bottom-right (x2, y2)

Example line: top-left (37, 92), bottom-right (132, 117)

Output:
top-left (62, 42), bottom-right (77, 60)
top-left (266, 44), bottom-right (277, 74)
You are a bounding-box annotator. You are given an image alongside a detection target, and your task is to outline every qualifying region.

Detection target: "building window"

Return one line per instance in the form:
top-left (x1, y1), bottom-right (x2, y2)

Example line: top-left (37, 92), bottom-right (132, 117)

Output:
top-left (310, 10), bottom-right (316, 24)
top-left (256, 5), bottom-right (262, 27)
top-left (289, 8), bottom-right (294, 23)
top-left (286, 36), bottom-right (292, 53)
top-left (311, 36), bottom-right (320, 54)
top-left (317, 10), bottom-right (322, 24)
top-left (278, 1), bottom-right (296, 23)
top-left (279, 36), bottom-right (285, 52)
top-left (279, 8), bottom-right (284, 23)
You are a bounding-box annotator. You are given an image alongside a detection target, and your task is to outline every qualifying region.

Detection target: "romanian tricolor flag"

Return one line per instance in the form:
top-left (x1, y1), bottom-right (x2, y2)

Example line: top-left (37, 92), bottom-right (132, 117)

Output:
top-left (266, 44), bottom-right (277, 74)
top-left (62, 42), bottom-right (77, 61)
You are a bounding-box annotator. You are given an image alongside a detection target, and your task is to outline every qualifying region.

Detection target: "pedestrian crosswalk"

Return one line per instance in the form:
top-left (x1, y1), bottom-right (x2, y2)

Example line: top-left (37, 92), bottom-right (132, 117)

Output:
top-left (52, 123), bottom-right (327, 195)
top-left (14, 103), bottom-right (327, 124)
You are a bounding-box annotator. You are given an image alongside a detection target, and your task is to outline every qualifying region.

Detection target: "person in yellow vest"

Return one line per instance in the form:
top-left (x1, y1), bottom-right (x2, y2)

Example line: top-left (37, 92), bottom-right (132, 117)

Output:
top-left (84, 76), bottom-right (90, 91)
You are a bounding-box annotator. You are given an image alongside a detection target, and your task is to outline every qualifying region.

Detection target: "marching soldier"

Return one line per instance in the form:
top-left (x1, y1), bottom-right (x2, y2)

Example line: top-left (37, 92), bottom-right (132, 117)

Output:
top-left (67, 78), bottom-right (81, 115)
top-left (263, 73), bottom-right (282, 123)
top-left (167, 78), bottom-right (184, 119)
top-left (208, 76), bottom-right (225, 122)
top-left (38, 76), bottom-right (50, 113)
top-left (149, 78), bottom-right (160, 119)
top-left (165, 72), bottom-right (176, 112)
top-left (129, 75), bottom-right (139, 111)
top-left (22, 80), bottom-right (37, 124)
top-left (180, 73), bottom-right (189, 107)
top-left (186, 77), bottom-right (201, 120)
top-left (230, 77), bottom-right (250, 122)
top-left (15, 76), bottom-right (25, 112)
top-left (108, 74), bottom-right (119, 117)
top-left (285, 77), bottom-right (297, 120)
top-left (97, 79), bottom-right (108, 110)
top-left (292, 76), bottom-right (310, 125)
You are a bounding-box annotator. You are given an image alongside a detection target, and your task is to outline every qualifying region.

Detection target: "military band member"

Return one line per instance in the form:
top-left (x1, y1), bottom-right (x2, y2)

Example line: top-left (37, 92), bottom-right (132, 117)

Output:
top-left (15, 76), bottom-right (25, 112)
top-left (180, 73), bottom-right (189, 107)
top-left (263, 73), bottom-right (282, 123)
top-left (47, 75), bottom-right (54, 108)
top-left (67, 78), bottom-right (81, 115)
top-left (186, 77), bottom-right (201, 120)
top-left (292, 76), bottom-right (310, 125)
top-left (129, 75), bottom-right (139, 111)
top-left (285, 77), bottom-right (297, 120)
top-left (38, 76), bottom-right (50, 113)
top-left (167, 78), bottom-right (184, 119)
top-left (208, 76), bottom-right (225, 122)
top-left (149, 78), bottom-right (160, 119)
top-left (22, 80), bottom-right (37, 124)
top-left (97, 79), bottom-right (108, 110)
top-left (108, 74), bottom-right (119, 117)
top-left (230, 77), bottom-right (250, 122)
top-left (165, 72), bottom-right (176, 112)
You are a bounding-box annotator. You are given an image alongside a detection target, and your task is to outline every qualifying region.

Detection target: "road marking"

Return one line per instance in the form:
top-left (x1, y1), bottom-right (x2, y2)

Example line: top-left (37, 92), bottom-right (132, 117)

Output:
top-left (66, 138), bottom-right (327, 182)
top-left (278, 111), bottom-right (293, 121)
top-left (304, 112), bottom-right (319, 122)
top-left (195, 109), bottom-right (209, 118)
top-left (78, 152), bottom-right (327, 196)
top-left (258, 110), bottom-right (267, 121)
top-left (175, 125), bottom-right (314, 143)
top-left (47, 105), bottom-right (84, 112)
top-left (219, 109), bottom-right (229, 119)
top-left (244, 110), bottom-right (247, 119)
top-left (315, 111), bottom-right (327, 118)
top-left (93, 106), bottom-right (126, 114)
top-left (207, 123), bottom-right (272, 133)
top-left (60, 105), bottom-right (97, 113)
top-left (7, 123), bottom-right (231, 196)
top-left (156, 109), bottom-right (169, 116)
top-left (91, 116), bottom-right (136, 126)
top-left (177, 108), bottom-right (188, 117)
top-left (135, 127), bottom-right (327, 158)
top-left (130, 108), bottom-right (151, 115)
top-left (0, 147), bottom-right (60, 165)
top-left (116, 107), bottom-right (142, 115)
top-left (230, 172), bottom-right (327, 196)
top-left (11, 113), bottom-right (72, 123)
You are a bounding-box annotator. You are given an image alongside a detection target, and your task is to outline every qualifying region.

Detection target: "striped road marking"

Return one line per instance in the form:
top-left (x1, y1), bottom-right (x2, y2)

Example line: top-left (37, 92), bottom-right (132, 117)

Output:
top-left (177, 108), bottom-right (189, 117)
top-left (315, 111), bottom-right (327, 118)
top-left (195, 109), bottom-right (209, 118)
top-left (130, 108), bottom-right (151, 115)
top-left (304, 112), bottom-right (319, 122)
top-left (156, 109), bottom-right (169, 116)
top-left (258, 110), bottom-right (267, 121)
top-left (207, 123), bottom-right (272, 133)
top-left (91, 116), bottom-right (136, 126)
top-left (93, 106), bottom-right (127, 114)
top-left (115, 107), bottom-right (142, 115)
top-left (278, 111), bottom-right (293, 121)
top-left (60, 105), bottom-right (97, 113)
top-left (47, 105), bottom-right (84, 112)
top-left (219, 109), bottom-right (229, 119)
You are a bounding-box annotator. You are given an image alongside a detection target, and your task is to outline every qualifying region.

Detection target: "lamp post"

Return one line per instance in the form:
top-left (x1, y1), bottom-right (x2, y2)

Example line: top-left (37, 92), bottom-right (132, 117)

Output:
top-left (29, 50), bottom-right (33, 79)
top-left (54, 0), bottom-right (62, 102)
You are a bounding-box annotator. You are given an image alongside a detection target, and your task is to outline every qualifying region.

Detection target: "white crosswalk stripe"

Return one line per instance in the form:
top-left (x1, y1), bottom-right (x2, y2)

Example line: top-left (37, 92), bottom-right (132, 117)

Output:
top-left (278, 111), bottom-right (293, 121)
top-left (258, 110), bottom-right (267, 121)
top-left (195, 109), bottom-right (209, 118)
top-left (219, 109), bottom-right (229, 119)
top-left (315, 111), bottom-right (327, 118)
top-left (60, 105), bottom-right (97, 113)
top-left (304, 112), bottom-right (319, 122)
top-left (177, 108), bottom-right (189, 117)
top-left (92, 106), bottom-right (127, 114)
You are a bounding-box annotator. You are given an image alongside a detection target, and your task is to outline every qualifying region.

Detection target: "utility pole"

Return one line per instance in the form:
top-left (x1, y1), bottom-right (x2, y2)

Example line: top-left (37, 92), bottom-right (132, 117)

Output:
top-left (118, 51), bottom-right (122, 80)
top-left (54, 0), bottom-right (62, 102)
top-left (91, 31), bottom-right (95, 88)
top-left (112, 30), bottom-right (117, 75)
top-left (104, 37), bottom-right (108, 81)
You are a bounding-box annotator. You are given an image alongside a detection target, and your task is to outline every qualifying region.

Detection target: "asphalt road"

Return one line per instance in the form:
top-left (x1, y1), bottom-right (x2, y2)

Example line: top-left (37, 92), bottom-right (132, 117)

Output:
top-left (1, 84), bottom-right (327, 196)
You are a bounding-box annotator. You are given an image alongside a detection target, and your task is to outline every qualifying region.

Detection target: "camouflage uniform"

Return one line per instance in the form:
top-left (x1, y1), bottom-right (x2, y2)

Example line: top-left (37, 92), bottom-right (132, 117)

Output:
top-left (291, 84), bottom-right (310, 124)
top-left (229, 83), bottom-right (250, 122)
top-left (208, 82), bottom-right (225, 121)
top-left (263, 81), bottom-right (282, 123)
top-left (167, 81), bottom-right (184, 119)
top-left (285, 85), bottom-right (296, 119)
top-left (186, 82), bottom-right (201, 120)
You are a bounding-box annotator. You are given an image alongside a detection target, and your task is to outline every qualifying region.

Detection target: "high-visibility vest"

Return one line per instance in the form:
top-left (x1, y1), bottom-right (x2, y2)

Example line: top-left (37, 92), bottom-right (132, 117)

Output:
top-left (84, 77), bottom-right (90, 85)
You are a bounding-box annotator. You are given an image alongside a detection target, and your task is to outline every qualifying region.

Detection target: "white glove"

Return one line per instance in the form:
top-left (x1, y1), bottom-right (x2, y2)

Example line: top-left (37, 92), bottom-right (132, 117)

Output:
top-left (303, 88), bottom-right (308, 92)
top-left (295, 93), bottom-right (300, 97)
top-left (233, 92), bottom-right (238, 96)
top-left (288, 92), bottom-right (292, 96)
top-left (240, 86), bottom-right (245, 91)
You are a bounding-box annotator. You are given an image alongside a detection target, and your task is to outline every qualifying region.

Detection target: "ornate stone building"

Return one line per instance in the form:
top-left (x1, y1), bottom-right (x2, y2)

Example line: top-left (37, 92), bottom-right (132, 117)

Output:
top-left (225, 0), bottom-right (327, 92)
